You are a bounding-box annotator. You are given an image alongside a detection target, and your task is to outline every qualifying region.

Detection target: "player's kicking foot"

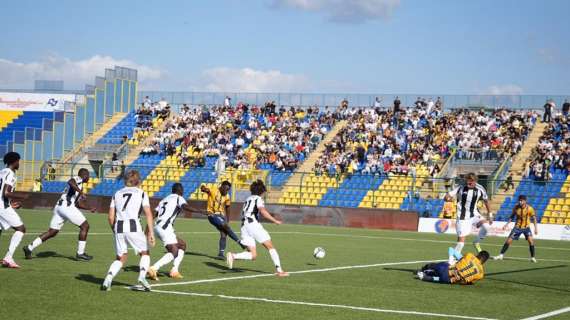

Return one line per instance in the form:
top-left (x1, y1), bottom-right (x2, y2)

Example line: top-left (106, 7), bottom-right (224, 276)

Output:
top-left (276, 271), bottom-right (289, 277)
top-left (414, 271), bottom-right (424, 280)
top-left (138, 279), bottom-right (152, 292)
top-left (23, 246), bottom-right (33, 260)
top-left (169, 271), bottom-right (183, 279)
top-left (473, 242), bottom-right (482, 253)
top-left (75, 253), bottom-right (93, 261)
top-left (531, 257), bottom-right (537, 263)
top-left (493, 254), bottom-right (504, 260)
top-left (226, 252), bottom-right (234, 270)
top-left (100, 279), bottom-right (112, 291)
top-left (216, 254), bottom-right (225, 260)
top-left (147, 266), bottom-right (159, 281)
top-left (2, 258), bottom-right (20, 268)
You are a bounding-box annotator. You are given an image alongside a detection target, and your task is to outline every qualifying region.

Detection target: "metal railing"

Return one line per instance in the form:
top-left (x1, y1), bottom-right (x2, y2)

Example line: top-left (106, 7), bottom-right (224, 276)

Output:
top-left (139, 91), bottom-right (569, 110)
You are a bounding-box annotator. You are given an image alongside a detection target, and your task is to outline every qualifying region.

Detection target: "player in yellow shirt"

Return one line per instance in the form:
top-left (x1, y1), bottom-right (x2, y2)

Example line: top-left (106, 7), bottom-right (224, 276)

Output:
top-left (415, 250), bottom-right (489, 285)
top-left (494, 195), bottom-right (538, 262)
top-left (200, 181), bottom-right (246, 259)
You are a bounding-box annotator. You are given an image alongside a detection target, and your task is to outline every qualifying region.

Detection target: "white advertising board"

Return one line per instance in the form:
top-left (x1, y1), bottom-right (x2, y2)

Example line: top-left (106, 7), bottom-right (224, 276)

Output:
top-left (418, 218), bottom-right (570, 241)
top-left (0, 92), bottom-right (77, 111)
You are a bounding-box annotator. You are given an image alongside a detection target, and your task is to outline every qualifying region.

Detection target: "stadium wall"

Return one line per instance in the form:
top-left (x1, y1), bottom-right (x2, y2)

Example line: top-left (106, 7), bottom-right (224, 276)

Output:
top-left (16, 192), bottom-right (419, 231)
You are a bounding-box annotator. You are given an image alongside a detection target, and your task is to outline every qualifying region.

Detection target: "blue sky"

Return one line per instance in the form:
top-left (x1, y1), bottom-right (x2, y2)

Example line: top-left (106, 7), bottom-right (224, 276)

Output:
top-left (1, 0), bottom-right (569, 94)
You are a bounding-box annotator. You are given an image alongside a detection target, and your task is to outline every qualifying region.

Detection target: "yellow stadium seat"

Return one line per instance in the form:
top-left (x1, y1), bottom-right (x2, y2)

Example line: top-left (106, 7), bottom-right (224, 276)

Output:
top-left (565, 218), bottom-right (570, 225)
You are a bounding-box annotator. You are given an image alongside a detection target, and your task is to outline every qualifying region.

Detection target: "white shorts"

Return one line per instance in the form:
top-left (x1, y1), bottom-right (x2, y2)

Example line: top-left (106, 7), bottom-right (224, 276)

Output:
top-left (0, 207), bottom-right (24, 230)
top-left (456, 215), bottom-right (484, 237)
top-left (50, 205), bottom-right (87, 230)
top-left (240, 222), bottom-right (271, 247)
top-left (154, 225), bottom-right (178, 246)
top-left (113, 232), bottom-right (148, 256)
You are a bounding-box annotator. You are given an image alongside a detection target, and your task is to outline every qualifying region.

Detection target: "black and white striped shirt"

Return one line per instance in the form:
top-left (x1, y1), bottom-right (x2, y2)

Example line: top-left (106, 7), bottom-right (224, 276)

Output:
top-left (110, 187), bottom-right (150, 233)
top-left (155, 194), bottom-right (186, 230)
top-left (448, 184), bottom-right (488, 220)
top-left (241, 195), bottom-right (264, 224)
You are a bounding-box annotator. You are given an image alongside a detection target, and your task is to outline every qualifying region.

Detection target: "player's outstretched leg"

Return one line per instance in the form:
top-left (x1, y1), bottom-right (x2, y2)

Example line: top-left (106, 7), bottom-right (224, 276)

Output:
top-left (218, 232), bottom-right (227, 259)
top-left (149, 243), bottom-right (180, 280)
top-left (494, 237), bottom-right (513, 260)
top-left (170, 238), bottom-right (186, 278)
top-left (227, 246), bottom-right (256, 270)
top-left (76, 221), bottom-right (92, 261)
top-left (263, 241), bottom-right (288, 277)
top-left (2, 225), bottom-right (25, 268)
top-left (102, 256), bottom-right (126, 291)
top-left (473, 221), bottom-right (490, 253)
top-left (527, 235), bottom-right (536, 263)
top-left (24, 228), bottom-right (59, 259)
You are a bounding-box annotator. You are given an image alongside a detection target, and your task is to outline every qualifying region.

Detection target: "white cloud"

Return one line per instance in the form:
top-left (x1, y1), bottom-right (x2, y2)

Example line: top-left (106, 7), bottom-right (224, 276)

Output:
top-left (195, 67), bottom-right (311, 92)
top-left (0, 54), bottom-right (165, 90)
top-left (481, 84), bottom-right (524, 95)
top-left (270, 0), bottom-right (400, 23)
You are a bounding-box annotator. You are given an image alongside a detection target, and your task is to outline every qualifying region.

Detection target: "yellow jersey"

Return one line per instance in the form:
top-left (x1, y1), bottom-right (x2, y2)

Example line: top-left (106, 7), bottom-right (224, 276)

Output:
top-left (206, 188), bottom-right (230, 216)
top-left (449, 253), bottom-right (485, 284)
top-left (511, 205), bottom-right (535, 229)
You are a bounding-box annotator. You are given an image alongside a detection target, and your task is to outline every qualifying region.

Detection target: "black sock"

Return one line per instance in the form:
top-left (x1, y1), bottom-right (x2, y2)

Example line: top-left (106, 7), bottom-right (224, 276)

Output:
top-left (500, 243), bottom-right (510, 254)
top-left (530, 245), bottom-right (535, 258)
top-left (218, 236), bottom-right (227, 256)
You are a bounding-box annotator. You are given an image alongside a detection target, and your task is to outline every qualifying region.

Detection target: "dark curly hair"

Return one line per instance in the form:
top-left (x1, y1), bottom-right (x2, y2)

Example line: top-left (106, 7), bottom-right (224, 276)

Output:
top-left (250, 179), bottom-right (267, 196)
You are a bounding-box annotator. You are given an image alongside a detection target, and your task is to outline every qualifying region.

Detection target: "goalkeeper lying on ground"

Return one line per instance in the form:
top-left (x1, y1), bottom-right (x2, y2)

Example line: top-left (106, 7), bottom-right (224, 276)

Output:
top-left (415, 248), bottom-right (489, 285)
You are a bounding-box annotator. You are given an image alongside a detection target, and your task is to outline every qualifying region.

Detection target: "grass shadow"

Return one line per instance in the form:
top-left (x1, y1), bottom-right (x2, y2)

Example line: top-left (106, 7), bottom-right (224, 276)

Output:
top-left (75, 274), bottom-right (131, 287)
top-left (186, 251), bottom-right (224, 261)
top-left (486, 264), bottom-right (568, 277)
top-left (383, 267), bottom-right (417, 274)
top-left (203, 261), bottom-right (265, 274)
top-left (35, 251), bottom-right (77, 261)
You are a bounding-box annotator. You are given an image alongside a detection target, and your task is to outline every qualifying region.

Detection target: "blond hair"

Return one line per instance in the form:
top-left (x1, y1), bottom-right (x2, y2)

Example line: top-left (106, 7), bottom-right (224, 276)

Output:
top-left (125, 170), bottom-right (141, 187)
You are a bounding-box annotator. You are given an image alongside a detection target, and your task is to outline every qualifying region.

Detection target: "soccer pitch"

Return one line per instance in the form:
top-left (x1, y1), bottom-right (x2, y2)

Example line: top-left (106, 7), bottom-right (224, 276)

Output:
top-left (1, 210), bottom-right (569, 320)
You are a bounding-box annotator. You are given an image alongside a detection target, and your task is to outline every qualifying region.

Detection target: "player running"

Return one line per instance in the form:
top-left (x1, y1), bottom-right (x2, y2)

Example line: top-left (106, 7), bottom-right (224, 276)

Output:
top-left (415, 249), bottom-right (490, 285)
top-left (226, 180), bottom-right (288, 277)
top-left (148, 183), bottom-right (194, 280)
top-left (445, 173), bottom-right (493, 254)
top-left (24, 168), bottom-right (96, 261)
top-left (101, 170), bottom-right (155, 291)
top-left (494, 195), bottom-right (538, 263)
top-left (0, 152), bottom-right (27, 268)
top-left (201, 181), bottom-right (246, 259)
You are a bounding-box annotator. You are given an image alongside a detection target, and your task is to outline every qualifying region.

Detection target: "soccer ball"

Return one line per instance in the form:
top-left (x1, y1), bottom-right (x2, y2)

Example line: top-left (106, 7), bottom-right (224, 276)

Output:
top-left (313, 247), bottom-right (326, 259)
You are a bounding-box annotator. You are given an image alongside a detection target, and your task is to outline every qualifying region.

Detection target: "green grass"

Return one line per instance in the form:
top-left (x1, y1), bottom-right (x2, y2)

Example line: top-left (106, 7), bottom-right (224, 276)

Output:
top-left (1, 209), bottom-right (569, 320)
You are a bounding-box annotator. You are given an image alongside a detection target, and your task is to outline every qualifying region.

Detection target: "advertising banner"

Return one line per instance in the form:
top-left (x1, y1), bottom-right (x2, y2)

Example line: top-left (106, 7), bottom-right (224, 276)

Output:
top-left (418, 218), bottom-right (570, 241)
top-left (0, 92), bottom-right (77, 111)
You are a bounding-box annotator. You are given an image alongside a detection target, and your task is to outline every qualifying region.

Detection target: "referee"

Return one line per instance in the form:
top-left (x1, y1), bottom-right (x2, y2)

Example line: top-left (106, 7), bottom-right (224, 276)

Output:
top-left (445, 173), bottom-right (493, 254)
top-left (494, 195), bottom-right (538, 263)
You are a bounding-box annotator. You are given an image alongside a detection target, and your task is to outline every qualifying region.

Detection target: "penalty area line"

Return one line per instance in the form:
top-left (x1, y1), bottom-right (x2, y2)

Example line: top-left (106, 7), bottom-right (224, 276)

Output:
top-left (519, 306), bottom-right (570, 320)
top-left (149, 288), bottom-right (498, 320)
top-left (149, 259), bottom-right (442, 288)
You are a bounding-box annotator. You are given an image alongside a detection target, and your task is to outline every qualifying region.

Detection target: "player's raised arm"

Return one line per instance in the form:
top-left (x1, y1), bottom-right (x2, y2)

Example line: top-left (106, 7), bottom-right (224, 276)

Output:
top-left (259, 207), bottom-right (282, 225)
top-left (68, 178), bottom-right (85, 199)
top-left (444, 186), bottom-right (460, 202)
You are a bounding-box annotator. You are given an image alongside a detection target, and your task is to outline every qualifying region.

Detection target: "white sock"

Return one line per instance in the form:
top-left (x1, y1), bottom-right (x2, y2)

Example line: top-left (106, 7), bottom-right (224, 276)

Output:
top-left (234, 252), bottom-right (253, 260)
top-left (268, 249), bottom-right (283, 273)
top-left (28, 237), bottom-right (43, 251)
top-left (4, 231), bottom-right (24, 260)
top-left (475, 223), bottom-right (490, 243)
top-left (77, 241), bottom-right (87, 255)
top-left (153, 252), bottom-right (174, 270)
top-left (172, 249), bottom-right (185, 272)
top-left (139, 255), bottom-right (150, 281)
top-left (455, 242), bottom-right (465, 253)
top-left (105, 260), bottom-right (123, 282)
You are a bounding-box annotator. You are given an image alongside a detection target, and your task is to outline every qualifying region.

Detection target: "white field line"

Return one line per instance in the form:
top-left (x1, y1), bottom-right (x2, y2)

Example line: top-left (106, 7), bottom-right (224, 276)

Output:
top-left (519, 307), bottom-right (570, 320)
top-left (149, 259), bottom-right (441, 288)
top-left (149, 289), bottom-right (498, 320)
top-left (18, 230), bottom-right (570, 252)
top-left (503, 257), bottom-right (570, 263)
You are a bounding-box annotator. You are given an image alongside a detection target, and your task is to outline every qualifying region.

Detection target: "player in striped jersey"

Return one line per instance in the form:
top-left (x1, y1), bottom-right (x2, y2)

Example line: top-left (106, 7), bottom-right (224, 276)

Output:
top-left (494, 195), bottom-right (538, 262)
top-left (415, 249), bottom-right (490, 285)
top-left (226, 180), bottom-right (288, 277)
top-left (101, 170), bottom-right (155, 291)
top-left (24, 168), bottom-right (97, 261)
top-left (148, 183), bottom-right (195, 280)
top-left (445, 173), bottom-right (493, 254)
top-left (0, 152), bottom-right (28, 268)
